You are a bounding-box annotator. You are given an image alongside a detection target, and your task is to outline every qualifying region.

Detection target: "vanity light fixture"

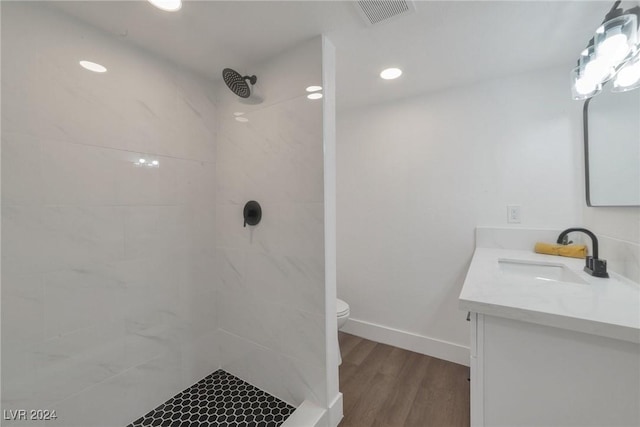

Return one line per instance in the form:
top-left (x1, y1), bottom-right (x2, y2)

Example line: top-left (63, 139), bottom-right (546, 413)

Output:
top-left (571, 1), bottom-right (639, 99)
top-left (147, 0), bottom-right (182, 12)
top-left (612, 50), bottom-right (640, 92)
top-left (380, 67), bottom-right (402, 80)
top-left (79, 60), bottom-right (107, 73)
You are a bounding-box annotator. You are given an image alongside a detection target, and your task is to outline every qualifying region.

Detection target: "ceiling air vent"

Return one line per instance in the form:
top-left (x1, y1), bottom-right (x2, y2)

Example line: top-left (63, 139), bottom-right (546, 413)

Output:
top-left (355, 0), bottom-right (416, 26)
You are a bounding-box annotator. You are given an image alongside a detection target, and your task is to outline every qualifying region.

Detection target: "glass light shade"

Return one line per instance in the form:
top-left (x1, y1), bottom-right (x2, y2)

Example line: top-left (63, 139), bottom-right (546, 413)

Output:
top-left (580, 44), bottom-right (614, 84)
top-left (612, 51), bottom-right (640, 92)
top-left (571, 66), bottom-right (602, 100)
top-left (595, 14), bottom-right (638, 67)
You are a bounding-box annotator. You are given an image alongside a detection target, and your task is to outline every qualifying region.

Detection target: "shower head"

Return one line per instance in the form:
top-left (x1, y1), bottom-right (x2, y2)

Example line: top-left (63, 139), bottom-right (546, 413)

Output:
top-left (222, 68), bottom-right (257, 99)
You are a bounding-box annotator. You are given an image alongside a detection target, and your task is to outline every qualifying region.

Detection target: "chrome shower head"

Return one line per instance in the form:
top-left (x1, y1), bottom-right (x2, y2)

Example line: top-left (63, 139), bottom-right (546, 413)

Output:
top-left (222, 68), bottom-right (257, 99)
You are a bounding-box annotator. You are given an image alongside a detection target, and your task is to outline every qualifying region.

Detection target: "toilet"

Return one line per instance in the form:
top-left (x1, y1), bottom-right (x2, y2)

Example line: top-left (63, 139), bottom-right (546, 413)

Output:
top-left (336, 298), bottom-right (350, 366)
top-left (337, 298), bottom-right (350, 330)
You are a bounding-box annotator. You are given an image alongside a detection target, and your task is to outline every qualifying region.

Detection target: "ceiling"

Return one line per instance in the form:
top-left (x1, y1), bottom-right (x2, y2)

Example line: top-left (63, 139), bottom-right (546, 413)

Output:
top-left (53, 0), bottom-right (612, 111)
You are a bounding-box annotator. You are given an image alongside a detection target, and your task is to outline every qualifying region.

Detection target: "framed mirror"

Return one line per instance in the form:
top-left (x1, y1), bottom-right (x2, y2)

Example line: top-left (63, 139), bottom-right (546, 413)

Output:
top-left (584, 86), bottom-right (640, 206)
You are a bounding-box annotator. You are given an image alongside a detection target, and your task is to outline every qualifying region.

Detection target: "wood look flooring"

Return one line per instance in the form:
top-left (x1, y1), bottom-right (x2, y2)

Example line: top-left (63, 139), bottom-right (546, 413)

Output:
top-left (338, 332), bottom-right (470, 427)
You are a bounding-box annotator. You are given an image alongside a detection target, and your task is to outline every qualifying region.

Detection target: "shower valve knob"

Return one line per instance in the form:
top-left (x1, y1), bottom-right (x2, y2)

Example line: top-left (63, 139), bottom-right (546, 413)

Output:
top-left (243, 201), bottom-right (262, 227)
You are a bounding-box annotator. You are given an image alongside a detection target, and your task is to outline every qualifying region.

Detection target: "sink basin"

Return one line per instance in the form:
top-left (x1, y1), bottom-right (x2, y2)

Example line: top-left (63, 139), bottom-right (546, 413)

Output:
top-left (498, 258), bottom-right (588, 285)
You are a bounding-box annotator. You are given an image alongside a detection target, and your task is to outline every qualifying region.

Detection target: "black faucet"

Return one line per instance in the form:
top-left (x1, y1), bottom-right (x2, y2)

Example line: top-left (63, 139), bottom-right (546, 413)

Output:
top-left (557, 228), bottom-right (609, 278)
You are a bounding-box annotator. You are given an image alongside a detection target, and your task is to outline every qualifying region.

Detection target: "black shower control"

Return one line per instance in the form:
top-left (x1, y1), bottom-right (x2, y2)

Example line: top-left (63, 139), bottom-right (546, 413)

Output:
top-left (243, 201), bottom-right (262, 227)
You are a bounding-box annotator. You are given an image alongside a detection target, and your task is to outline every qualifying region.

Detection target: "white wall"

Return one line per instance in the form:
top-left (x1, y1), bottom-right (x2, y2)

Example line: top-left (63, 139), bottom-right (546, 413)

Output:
top-left (1, 3), bottom-right (218, 426)
top-left (337, 67), bottom-right (584, 362)
top-left (215, 38), bottom-right (331, 409)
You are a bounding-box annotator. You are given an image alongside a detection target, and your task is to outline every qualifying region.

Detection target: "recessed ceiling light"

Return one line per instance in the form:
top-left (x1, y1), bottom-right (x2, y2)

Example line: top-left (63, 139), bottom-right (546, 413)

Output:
top-left (307, 93), bottom-right (323, 100)
top-left (380, 67), bottom-right (402, 80)
top-left (233, 112), bottom-right (245, 116)
top-left (306, 85), bottom-right (322, 92)
top-left (235, 117), bottom-right (249, 122)
top-left (79, 60), bottom-right (107, 73)
top-left (147, 0), bottom-right (182, 12)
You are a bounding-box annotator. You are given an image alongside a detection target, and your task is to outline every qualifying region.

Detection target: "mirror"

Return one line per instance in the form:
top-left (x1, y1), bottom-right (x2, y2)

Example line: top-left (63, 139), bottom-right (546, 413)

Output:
top-left (584, 86), bottom-right (640, 206)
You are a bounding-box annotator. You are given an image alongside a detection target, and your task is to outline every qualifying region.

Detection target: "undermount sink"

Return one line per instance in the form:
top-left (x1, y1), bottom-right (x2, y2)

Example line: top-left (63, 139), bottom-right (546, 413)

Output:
top-left (498, 258), bottom-right (588, 285)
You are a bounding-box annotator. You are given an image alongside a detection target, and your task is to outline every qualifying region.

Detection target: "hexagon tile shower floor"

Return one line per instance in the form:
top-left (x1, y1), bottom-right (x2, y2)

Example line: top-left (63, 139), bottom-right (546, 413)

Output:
top-left (127, 370), bottom-right (296, 427)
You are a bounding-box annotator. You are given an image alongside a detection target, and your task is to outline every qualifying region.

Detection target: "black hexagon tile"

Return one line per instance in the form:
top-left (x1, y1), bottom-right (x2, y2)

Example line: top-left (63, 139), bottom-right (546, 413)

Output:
top-left (127, 369), bottom-right (295, 427)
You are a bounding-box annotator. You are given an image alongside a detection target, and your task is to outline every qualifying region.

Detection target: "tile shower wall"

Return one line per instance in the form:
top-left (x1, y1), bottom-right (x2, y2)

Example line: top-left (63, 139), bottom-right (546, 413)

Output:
top-left (1, 3), bottom-right (218, 426)
top-left (215, 38), bottom-right (328, 408)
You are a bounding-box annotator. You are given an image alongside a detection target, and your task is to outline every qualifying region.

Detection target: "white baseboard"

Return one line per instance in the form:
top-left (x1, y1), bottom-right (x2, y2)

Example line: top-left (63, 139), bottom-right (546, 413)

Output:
top-left (282, 400), bottom-right (326, 427)
top-left (341, 318), bottom-right (470, 367)
top-left (281, 394), bottom-right (342, 427)
top-left (327, 393), bottom-right (343, 427)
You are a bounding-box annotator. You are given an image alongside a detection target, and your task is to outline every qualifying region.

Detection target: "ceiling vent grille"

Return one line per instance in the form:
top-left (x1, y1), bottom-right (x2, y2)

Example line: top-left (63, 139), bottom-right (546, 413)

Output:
top-left (356, 0), bottom-right (416, 26)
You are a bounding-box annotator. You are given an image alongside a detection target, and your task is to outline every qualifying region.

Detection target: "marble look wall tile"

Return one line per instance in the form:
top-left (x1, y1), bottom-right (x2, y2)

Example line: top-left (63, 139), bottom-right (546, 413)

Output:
top-left (189, 203), bottom-right (217, 257)
top-left (280, 256), bottom-right (325, 316)
top-left (217, 330), bottom-right (289, 405)
top-left (42, 266), bottom-right (126, 339)
top-left (1, 133), bottom-right (43, 206)
top-left (217, 330), bottom-right (326, 408)
top-left (215, 35), bottom-right (327, 411)
top-left (245, 251), bottom-right (288, 304)
top-left (215, 134), bottom-right (255, 206)
top-left (2, 206), bottom-right (48, 272)
top-left (277, 308), bottom-right (326, 368)
top-left (218, 330), bottom-right (253, 384)
top-left (41, 206), bottom-right (126, 269)
top-left (279, 354), bottom-right (326, 407)
top-left (123, 206), bottom-right (189, 259)
top-left (218, 297), bottom-right (280, 351)
top-left (179, 330), bottom-right (220, 385)
top-left (48, 354), bottom-right (184, 427)
top-left (278, 202), bottom-right (325, 259)
top-left (217, 248), bottom-right (248, 299)
top-left (40, 140), bottom-right (121, 206)
top-left (2, 3), bottom-right (220, 422)
top-left (176, 287), bottom-right (217, 338)
top-left (1, 266), bottom-right (44, 351)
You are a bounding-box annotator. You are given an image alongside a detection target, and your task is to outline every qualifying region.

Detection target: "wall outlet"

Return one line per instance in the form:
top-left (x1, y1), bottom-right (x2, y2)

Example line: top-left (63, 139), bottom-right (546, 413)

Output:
top-left (507, 205), bottom-right (521, 223)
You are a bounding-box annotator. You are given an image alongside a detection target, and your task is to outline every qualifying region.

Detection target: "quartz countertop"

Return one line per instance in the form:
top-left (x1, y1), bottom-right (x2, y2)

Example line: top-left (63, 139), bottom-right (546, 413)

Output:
top-left (459, 248), bottom-right (640, 343)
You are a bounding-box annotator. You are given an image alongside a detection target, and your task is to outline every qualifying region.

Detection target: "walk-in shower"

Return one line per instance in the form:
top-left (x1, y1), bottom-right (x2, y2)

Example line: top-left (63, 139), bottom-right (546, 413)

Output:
top-left (1, 2), bottom-right (338, 426)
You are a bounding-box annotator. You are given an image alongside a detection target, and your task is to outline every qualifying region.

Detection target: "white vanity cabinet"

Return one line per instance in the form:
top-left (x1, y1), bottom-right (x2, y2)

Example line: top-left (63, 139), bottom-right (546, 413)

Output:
top-left (468, 312), bottom-right (640, 427)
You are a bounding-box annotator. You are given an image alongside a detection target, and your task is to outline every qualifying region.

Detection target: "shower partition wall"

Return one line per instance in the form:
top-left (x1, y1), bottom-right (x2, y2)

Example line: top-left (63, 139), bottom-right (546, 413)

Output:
top-left (215, 37), bottom-right (329, 410)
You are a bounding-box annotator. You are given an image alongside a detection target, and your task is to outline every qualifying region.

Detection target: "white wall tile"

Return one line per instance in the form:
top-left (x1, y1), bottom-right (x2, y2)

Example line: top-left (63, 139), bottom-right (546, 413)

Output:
top-left (1, 133), bottom-right (43, 205)
top-left (215, 36), bottom-right (328, 409)
top-left (1, 3), bottom-right (219, 423)
top-left (277, 308), bottom-right (326, 368)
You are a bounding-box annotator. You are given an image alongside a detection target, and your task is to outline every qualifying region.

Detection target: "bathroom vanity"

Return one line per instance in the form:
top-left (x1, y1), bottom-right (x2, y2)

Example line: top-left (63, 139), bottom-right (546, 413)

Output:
top-left (460, 247), bottom-right (640, 427)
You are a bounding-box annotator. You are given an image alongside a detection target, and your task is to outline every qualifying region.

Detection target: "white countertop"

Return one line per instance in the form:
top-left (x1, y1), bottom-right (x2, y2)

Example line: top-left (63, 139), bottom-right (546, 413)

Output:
top-left (459, 248), bottom-right (640, 343)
